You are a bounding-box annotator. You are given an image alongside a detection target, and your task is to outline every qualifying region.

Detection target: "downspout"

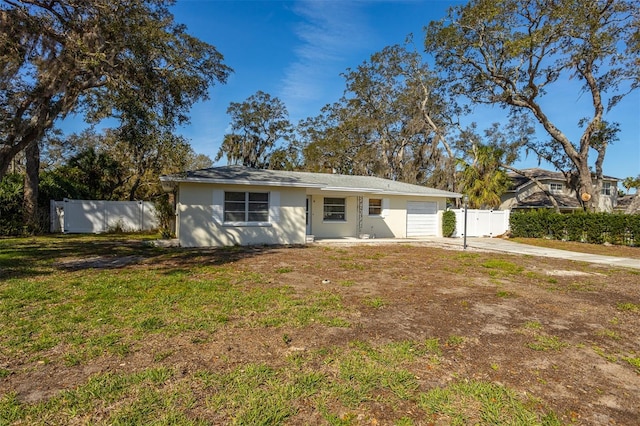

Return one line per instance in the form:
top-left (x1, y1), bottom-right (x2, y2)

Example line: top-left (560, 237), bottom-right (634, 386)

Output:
top-left (357, 196), bottom-right (364, 238)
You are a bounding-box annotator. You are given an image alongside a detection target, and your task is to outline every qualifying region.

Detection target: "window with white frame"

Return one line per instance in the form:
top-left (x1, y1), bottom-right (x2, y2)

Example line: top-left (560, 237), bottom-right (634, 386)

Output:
top-left (549, 183), bottom-right (563, 193)
top-left (601, 182), bottom-right (612, 196)
top-left (224, 192), bottom-right (269, 223)
top-left (368, 198), bottom-right (382, 215)
top-left (323, 197), bottom-right (346, 221)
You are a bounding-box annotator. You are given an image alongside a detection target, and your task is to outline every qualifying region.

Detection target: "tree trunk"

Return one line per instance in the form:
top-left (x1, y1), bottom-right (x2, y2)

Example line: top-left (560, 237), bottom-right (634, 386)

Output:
top-left (23, 140), bottom-right (40, 232)
top-left (575, 160), bottom-right (596, 211)
top-left (128, 175), bottom-right (142, 201)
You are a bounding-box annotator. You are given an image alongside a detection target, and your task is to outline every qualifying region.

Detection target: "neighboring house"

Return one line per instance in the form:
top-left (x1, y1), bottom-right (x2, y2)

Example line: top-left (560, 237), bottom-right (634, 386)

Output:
top-left (160, 166), bottom-right (461, 247)
top-left (615, 194), bottom-right (640, 214)
top-left (499, 168), bottom-right (619, 212)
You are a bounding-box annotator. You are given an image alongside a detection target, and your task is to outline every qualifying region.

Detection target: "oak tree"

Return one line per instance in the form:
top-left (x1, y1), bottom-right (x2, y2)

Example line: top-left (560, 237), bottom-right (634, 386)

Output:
top-left (425, 0), bottom-right (637, 211)
top-left (299, 43), bottom-right (460, 190)
top-left (0, 0), bottom-right (231, 228)
top-left (216, 91), bottom-right (292, 169)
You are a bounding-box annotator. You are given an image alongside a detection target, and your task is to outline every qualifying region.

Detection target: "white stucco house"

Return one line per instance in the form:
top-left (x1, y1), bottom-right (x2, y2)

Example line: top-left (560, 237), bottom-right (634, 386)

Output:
top-left (160, 166), bottom-right (461, 247)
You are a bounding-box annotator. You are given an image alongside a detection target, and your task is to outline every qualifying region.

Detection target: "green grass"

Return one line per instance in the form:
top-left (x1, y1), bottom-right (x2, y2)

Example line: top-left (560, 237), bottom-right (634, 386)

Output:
top-left (520, 321), bottom-right (568, 352)
top-left (592, 345), bottom-right (618, 363)
top-left (481, 259), bottom-right (524, 275)
top-left (418, 380), bottom-right (562, 425)
top-left (623, 357), bottom-right (640, 372)
top-left (0, 236), bottom-right (565, 424)
top-left (523, 320), bottom-right (543, 330)
top-left (363, 296), bottom-right (386, 308)
top-left (597, 328), bottom-right (621, 340)
top-left (0, 339), bottom-right (560, 425)
top-left (0, 242), bottom-right (350, 364)
top-left (496, 290), bottom-right (515, 298)
top-left (446, 335), bottom-right (465, 346)
top-left (527, 335), bottom-right (568, 352)
top-left (617, 302), bottom-right (639, 312)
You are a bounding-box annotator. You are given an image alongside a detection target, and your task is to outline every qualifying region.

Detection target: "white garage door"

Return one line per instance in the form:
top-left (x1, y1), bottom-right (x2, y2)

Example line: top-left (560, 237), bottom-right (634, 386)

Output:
top-left (406, 201), bottom-right (438, 237)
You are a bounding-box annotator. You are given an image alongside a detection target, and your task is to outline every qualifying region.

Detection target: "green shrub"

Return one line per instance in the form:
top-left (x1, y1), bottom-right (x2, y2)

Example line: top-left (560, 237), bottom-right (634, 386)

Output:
top-left (0, 174), bottom-right (24, 236)
top-left (442, 210), bottom-right (456, 237)
top-left (510, 209), bottom-right (639, 246)
top-left (154, 194), bottom-right (175, 239)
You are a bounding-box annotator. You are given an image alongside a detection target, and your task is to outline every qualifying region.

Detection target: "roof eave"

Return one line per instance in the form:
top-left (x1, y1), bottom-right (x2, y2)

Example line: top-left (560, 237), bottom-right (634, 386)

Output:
top-left (321, 187), bottom-right (461, 198)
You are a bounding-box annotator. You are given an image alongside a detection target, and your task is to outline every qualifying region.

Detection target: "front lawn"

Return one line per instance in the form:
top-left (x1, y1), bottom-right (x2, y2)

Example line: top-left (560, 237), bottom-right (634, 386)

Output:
top-left (1, 235), bottom-right (638, 424)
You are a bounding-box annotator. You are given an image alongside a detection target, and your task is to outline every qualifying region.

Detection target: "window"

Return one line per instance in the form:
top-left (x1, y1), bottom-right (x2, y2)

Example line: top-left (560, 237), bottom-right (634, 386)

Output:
top-left (368, 198), bottom-right (382, 215)
top-left (601, 182), bottom-right (612, 196)
top-left (224, 192), bottom-right (269, 223)
top-left (549, 183), bottom-right (563, 193)
top-left (323, 197), bottom-right (346, 221)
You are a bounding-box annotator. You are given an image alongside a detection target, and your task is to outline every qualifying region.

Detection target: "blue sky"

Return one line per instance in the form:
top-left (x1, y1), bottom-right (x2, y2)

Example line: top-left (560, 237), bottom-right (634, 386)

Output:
top-left (63, 0), bottom-right (640, 181)
top-left (169, 0), bottom-right (461, 162)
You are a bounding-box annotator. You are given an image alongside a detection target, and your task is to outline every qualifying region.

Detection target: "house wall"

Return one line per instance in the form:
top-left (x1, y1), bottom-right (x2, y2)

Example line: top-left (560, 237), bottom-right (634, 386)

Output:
top-left (308, 194), bottom-right (447, 239)
top-left (176, 183), bottom-right (450, 247)
top-left (176, 183), bottom-right (306, 247)
top-left (308, 195), bottom-right (359, 239)
top-left (361, 198), bottom-right (393, 238)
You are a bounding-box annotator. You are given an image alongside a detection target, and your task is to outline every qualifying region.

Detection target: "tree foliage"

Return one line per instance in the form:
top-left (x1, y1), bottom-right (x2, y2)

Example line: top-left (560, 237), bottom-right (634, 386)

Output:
top-left (298, 42), bottom-right (461, 189)
top-left (622, 176), bottom-right (640, 194)
top-left (0, 0), bottom-right (231, 226)
top-left (216, 91), bottom-right (292, 169)
top-left (0, 173), bottom-right (24, 235)
top-left (455, 117), bottom-right (535, 209)
top-left (66, 129), bottom-right (209, 201)
top-left (425, 0), bottom-right (637, 212)
top-left (458, 145), bottom-right (510, 209)
top-left (0, 125), bottom-right (211, 234)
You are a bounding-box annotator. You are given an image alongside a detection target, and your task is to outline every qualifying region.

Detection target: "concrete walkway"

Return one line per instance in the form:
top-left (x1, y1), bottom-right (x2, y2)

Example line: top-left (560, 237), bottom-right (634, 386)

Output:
top-left (314, 237), bottom-right (640, 270)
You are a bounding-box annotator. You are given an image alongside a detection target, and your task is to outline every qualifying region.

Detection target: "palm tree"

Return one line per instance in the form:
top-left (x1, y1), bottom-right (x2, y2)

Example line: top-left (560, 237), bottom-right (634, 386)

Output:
top-left (622, 176), bottom-right (640, 195)
top-left (458, 145), bottom-right (509, 209)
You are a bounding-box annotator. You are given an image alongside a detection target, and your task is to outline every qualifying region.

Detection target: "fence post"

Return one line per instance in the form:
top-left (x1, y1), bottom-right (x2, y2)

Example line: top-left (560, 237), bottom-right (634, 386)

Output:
top-left (463, 196), bottom-right (469, 249)
top-left (139, 201), bottom-right (144, 231)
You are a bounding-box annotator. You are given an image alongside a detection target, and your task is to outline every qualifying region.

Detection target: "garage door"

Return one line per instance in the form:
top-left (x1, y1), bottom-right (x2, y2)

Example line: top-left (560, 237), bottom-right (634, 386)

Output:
top-left (406, 201), bottom-right (438, 237)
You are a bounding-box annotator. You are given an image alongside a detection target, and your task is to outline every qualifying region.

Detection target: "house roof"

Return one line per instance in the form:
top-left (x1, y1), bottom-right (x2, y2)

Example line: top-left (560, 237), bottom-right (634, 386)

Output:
top-left (616, 194), bottom-right (640, 213)
top-left (512, 191), bottom-right (581, 210)
top-left (161, 165), bottom-right (462, 198)
top-left (506, 168), bottom-right (619, 192)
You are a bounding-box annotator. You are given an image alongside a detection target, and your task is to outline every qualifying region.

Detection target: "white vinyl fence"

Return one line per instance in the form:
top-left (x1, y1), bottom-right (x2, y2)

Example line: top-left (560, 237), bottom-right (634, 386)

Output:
top-left (450, 209), bottom-right (510, 238)
top-left (50, 199), bottom-right (158, 233)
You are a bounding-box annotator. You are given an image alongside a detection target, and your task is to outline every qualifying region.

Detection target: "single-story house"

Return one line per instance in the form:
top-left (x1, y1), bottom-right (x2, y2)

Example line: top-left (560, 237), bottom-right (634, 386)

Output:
top-left (160, 166), bottom-right (461, 247)
top-left (499, 168), bottom-right (619, 213)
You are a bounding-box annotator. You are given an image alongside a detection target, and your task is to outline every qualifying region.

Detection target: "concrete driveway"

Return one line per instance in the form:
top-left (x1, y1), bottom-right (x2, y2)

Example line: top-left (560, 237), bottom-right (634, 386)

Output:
top-left (315, 237), bottom-right (640, 270)
top-left (455, 237), bottom-right (640, 270)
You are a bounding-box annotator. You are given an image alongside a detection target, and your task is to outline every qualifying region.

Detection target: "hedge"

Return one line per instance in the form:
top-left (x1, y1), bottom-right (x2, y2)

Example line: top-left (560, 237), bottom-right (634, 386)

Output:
top-left (510, 209), bottom-right (640, 246)
top-left (442, 210), bottom-right (456, 237)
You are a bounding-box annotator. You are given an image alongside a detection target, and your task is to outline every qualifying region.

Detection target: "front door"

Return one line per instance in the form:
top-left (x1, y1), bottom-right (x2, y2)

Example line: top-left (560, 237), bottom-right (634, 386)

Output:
top-left (306, 196), bottom-right (312, 235)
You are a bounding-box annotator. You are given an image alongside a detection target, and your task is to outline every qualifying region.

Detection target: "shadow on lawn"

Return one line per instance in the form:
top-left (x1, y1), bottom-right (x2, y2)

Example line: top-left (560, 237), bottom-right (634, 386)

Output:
top-left (0, 234), bottom-right (308, 280)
